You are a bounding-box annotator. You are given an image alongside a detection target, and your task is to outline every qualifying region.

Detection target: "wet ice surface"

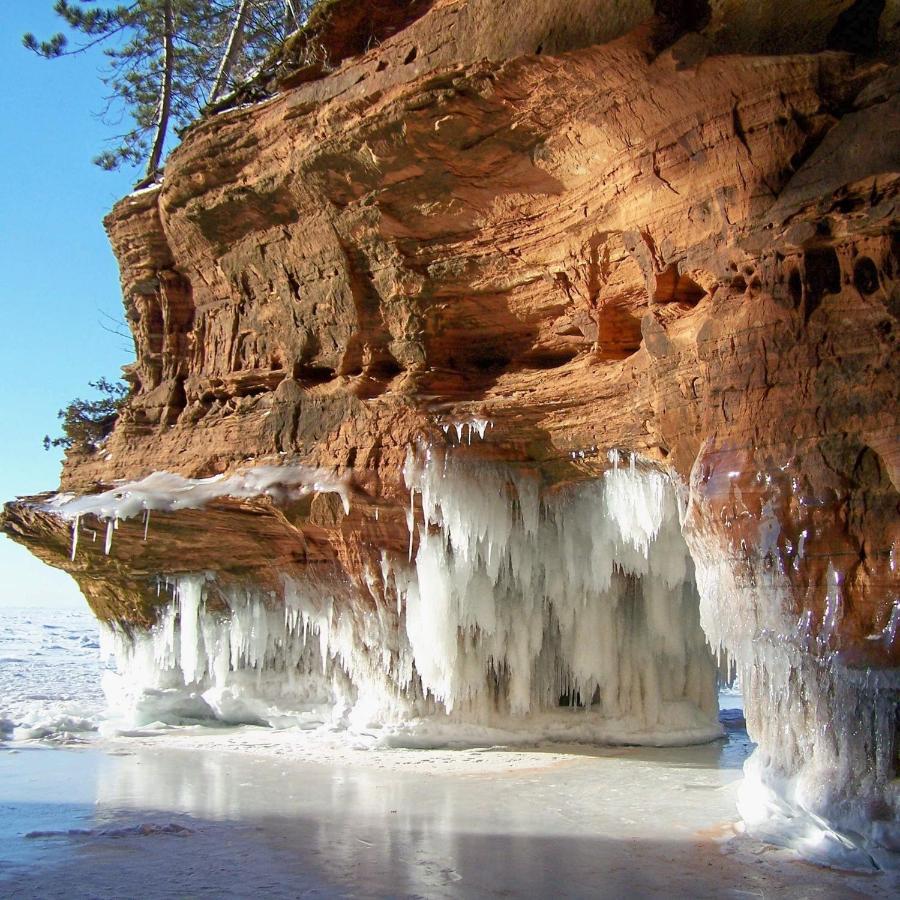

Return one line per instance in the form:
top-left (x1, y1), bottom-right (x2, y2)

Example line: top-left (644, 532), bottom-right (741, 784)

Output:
top-left (2, 731), bottom-right (896, 899)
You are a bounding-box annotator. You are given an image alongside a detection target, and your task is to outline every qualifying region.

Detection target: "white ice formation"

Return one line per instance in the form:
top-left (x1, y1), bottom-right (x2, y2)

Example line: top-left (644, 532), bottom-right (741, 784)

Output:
top-left (45, 466), bottom-right (352, 558)
top-left (88, 449), bottom-right (898, 870)
top-left (99, 448), bottom-right (720, 748)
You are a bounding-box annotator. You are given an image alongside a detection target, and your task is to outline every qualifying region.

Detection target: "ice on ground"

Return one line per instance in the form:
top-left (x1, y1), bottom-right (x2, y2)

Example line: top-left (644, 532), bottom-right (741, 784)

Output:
top-left (3, 741), bottom-right (897, 900)
top-left (0, 607), bottom-right (106, 745)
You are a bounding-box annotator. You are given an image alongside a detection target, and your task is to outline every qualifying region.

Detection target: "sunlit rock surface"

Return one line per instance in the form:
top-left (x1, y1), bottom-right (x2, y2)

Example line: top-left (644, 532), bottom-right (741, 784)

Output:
top-left (2, 0), bottom-right (898, 869)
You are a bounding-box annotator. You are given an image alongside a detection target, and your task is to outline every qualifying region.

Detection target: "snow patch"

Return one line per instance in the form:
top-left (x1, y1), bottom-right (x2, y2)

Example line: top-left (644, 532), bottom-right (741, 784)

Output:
top-left (44, 466), bottom-right (352, 557)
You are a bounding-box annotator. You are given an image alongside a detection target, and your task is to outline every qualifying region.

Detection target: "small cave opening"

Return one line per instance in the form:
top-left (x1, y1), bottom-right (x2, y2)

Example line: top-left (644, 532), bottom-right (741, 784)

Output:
top-left (292, 363), bottom-right (336, 384)
top-left (518, 347), bottom-right (582, 369)
top-left (367, 357), bottom-right (404, 380)
top-left (804, 247), bottom-right (842, 320)
top-left (595, 299), bottom-right (644, 358)
top-left (558, 689), bottom-right (585, 708)
top-left (715, 649), bottom-right (745, 729)
top-left (164, 377), bottom-right (188, 425)
top-left (853, 255), bottom-right (880, 295)
top-left (826, 0), bottom-right (886, 55)
top-left (448, 349), bottom-right (513, 374)
top-left (653, 263), bottom-right (707, 307)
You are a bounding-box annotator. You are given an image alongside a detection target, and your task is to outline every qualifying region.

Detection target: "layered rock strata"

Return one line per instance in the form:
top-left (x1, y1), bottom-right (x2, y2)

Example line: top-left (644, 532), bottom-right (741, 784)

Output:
top-left (3, 0), bottom-right (898, 867)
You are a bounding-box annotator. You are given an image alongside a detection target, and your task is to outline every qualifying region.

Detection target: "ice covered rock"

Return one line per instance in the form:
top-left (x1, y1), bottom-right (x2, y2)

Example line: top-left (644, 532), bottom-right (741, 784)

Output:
top-left (98, 454), bottom-right (721, 747)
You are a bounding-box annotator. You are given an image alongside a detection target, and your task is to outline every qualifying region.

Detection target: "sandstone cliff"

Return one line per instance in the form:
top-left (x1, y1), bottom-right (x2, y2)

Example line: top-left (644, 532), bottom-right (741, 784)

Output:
top-left (3, 0), bottom-right (899, 864)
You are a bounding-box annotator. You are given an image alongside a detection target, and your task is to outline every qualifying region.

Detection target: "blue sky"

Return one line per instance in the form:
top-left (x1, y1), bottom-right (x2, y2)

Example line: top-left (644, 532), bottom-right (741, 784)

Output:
top-left (1, 7), bottom-right (137, 607)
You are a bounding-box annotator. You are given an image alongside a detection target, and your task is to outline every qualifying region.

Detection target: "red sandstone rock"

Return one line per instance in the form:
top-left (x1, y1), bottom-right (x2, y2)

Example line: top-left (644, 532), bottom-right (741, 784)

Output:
top-left (2, 0), bottom-right (900, 852)
top-left (13, 2), bottom-right (894, 657)
top-left (1, 0), bottom-right (898, 849)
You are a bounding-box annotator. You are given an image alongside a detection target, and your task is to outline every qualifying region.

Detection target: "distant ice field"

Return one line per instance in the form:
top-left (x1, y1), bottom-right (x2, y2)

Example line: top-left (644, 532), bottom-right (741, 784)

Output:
top-left (0, 606), bottom-right (107, 743)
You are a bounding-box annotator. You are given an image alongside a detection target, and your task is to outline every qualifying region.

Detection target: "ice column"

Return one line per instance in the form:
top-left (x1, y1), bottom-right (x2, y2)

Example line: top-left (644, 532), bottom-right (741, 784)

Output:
top-left (685, 468), bottom-right (899, 869)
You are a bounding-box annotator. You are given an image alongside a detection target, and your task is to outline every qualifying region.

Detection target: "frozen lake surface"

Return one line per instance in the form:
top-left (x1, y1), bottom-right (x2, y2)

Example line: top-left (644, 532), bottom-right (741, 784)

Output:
top-left (0, 607), bottom-right (105, 743)
top-left (2, 733), bottom-right (897, 898)
top-left (1, 606), bottom-right (896, 897)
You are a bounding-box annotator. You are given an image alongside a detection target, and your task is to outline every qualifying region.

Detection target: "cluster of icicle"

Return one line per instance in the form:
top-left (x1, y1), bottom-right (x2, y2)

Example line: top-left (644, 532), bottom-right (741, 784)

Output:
top-left (99, 448), bottom-right (721, 747)
top-left (394, 447), bottom-right (718, 729)
top-left (101, 575), bottom-right (373, 732)
top-left (438, 417), bottom-right (492, 445)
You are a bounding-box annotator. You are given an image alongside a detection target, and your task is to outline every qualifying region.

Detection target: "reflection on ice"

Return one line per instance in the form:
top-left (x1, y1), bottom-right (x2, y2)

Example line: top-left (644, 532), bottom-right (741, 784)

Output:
top-left (4, 737), bottom-right (895, 899)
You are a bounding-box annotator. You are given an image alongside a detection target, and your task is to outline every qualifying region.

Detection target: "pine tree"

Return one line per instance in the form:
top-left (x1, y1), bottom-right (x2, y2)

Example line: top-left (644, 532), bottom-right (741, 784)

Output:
top-left (24, 1), bottom-right (307, 184)
top-left (43, 377), bottom-right (130, 452)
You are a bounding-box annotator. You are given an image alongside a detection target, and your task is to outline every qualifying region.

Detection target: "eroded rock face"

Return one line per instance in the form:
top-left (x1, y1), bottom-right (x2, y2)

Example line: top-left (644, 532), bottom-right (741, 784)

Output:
top-left (3, 0), bottom-right (898, 864)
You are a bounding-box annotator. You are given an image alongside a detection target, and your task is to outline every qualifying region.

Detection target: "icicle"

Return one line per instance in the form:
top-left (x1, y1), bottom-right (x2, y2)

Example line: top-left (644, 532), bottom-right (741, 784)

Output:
top-left (882, 600), bottom-right (900, 645)
top-left (104, 518), bottom-right (115, 555)
top-left (70, 515), bottom-right (80, 561)
top-left (408, 487), bottom-right (415, 562)
top-left (177, 576), bottom-right (204, 684)
top-left (143, 509), bottom-right (150, 541)
top-left (818, 562), bottom-right (843, 650)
